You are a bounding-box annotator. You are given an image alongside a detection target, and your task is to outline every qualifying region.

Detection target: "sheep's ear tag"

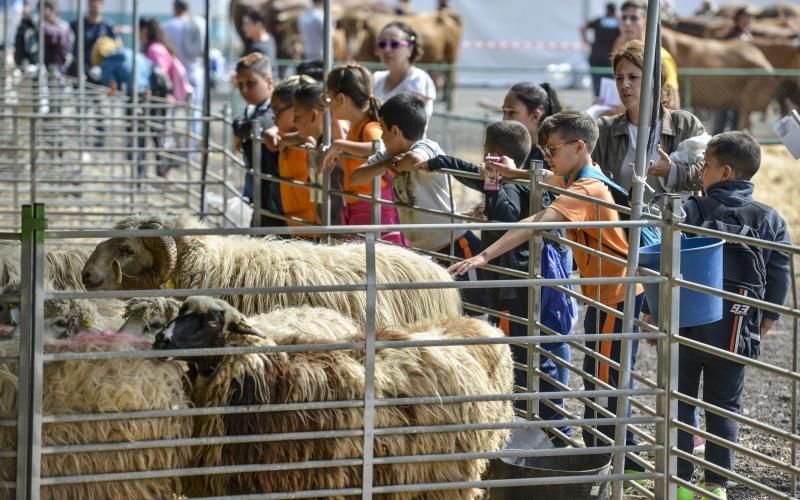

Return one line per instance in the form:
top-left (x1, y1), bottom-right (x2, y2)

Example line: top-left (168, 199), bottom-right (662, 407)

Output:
top-left (162, 279), bottom-right (175, 290)
top-left (82, 318), bottom-right (93, 329)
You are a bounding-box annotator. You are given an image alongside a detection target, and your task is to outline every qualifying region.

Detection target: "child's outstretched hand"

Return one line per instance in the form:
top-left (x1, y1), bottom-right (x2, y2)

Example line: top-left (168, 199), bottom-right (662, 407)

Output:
top-left (649, 145), bottom-right (672, 178)
top-left (413, 159), bottom-right (430, 171)
top-left (462, 203), bottom-right (485, 218)
top-left (263, 127), bottom-right (280, 152)
top-left (321, 143), bottom-right (340, 171)
top-left (448, 254), bottom-right (488, 276)
top-left (489, 156), bottom-right (527, 180)
top-left (278, 133), bottom-right (305, 153)
top-left (392, 151), bottom-right (424, 173)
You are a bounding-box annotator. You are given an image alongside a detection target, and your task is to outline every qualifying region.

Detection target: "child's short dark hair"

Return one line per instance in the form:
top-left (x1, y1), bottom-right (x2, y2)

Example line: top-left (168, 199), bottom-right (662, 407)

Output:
top-left (378, 92), bottom-right (427, 141)
top-left (241, 7), bottom-right (266, 26)
top-left (273, 75), bottom-right (317, 105)
top-left (538, 111), bottom-right (599, 153)
top-left (293, 80), bottom-right (325, 110)
top-left (707, 131), bottom-right (761, 180)
top-left (485, 121), bottom-right (532, 168)
top-left (296, 60), bottom-right (324, 81)
top-left (236, 52), bottom-right (272, 78)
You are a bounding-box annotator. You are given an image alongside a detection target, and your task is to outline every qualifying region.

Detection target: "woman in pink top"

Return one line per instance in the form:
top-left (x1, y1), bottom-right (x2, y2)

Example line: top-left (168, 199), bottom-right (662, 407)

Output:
top-left (139, 17), bottom-right (192, 102)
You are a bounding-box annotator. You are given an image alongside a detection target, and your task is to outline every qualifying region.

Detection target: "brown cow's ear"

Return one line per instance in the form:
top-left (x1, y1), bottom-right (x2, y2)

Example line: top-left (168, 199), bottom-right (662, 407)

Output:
top-left (229, 320), bottom-right (265, 339)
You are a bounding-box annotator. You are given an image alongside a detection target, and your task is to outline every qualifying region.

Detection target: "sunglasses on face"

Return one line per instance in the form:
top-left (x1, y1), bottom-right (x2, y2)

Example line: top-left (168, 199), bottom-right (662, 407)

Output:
top-left (543, 140), bottom-right (578, 157)
top-left (377, 38), bottom-right (411, 50)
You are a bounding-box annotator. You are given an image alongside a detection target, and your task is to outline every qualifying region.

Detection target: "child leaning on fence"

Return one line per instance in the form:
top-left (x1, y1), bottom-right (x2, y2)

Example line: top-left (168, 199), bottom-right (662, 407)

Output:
top-left (674, 131), bottom-right (791, 500)
top-left (232, 52), bottom-right (282, 227)
top-left (416, 120), bottom-right (578, 445)
top-left (350, 92), bottom-right (487, 313)
top-left (282, 80), bottom-right (346, 226)
top-left (450, 110), bottom-right (647, 472)
top-left (270, 75), bottom-right (318, 229)
top-left (321, 64), bottom-right (408, 246)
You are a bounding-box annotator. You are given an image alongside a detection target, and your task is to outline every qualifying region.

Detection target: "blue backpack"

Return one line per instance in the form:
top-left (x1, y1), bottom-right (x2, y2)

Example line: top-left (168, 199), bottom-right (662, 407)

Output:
top-left (569, 166), bottom-right (662, 248)
top-left (540, 241), bottom-right (579, 336)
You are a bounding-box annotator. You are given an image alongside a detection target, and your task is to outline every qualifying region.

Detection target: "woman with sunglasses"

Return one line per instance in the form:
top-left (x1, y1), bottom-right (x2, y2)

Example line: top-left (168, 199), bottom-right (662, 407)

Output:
top-left (372, 21), bottom-right (436, 124)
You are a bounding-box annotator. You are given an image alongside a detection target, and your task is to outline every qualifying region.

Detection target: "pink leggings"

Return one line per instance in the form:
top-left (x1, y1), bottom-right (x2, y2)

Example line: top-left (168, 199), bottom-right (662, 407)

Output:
top-left (341, 184), bottom-right (410, 247)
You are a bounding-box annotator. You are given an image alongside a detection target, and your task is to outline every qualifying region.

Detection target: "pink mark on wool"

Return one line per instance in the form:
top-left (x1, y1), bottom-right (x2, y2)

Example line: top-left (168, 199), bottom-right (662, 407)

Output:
top-left (45, 331), bottom-right (154, 353)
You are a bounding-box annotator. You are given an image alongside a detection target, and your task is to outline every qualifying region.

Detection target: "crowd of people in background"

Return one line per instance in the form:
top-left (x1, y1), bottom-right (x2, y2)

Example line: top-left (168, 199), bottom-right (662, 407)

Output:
top-left (0, 1), bottom-right (793, 498)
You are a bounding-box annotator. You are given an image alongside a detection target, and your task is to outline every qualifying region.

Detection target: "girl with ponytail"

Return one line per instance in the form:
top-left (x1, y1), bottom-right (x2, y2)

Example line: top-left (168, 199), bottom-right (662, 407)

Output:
top-left (502, 81), bottom-right (563, 171)
top-left (322, 64), bottom-right (409, 246)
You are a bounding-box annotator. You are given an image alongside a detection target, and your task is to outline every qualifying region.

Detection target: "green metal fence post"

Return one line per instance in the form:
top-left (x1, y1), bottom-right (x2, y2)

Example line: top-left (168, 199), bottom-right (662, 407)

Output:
top-left (16, 203), bottom-right (46, 500)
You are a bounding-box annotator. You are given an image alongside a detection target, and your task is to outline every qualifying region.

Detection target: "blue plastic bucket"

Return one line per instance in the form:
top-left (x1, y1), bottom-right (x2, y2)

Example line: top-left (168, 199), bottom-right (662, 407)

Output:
top-left (639, 236), bottom-right (724, 328)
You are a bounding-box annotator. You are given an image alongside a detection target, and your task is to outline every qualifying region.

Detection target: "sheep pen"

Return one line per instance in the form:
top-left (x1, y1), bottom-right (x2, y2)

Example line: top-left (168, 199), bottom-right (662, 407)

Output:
top-left (156, 297), bottom-right (514, 499)
top-left (0, 333), bottom-right (192, 500)
top-left (80, 214), bottom-right (463, 329)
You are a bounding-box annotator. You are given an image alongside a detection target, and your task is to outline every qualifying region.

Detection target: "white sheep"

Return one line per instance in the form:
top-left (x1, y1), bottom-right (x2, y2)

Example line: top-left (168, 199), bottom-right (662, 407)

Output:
top-left (81, 214), bottom-right (463, 329)
top-left (0, 241), bottom-right (91, 291)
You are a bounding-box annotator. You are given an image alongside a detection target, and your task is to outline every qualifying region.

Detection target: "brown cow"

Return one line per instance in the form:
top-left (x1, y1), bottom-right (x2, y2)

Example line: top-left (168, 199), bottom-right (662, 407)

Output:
top-left (666, 13), bottom-right (800, 120)
top-left (661, 28), bottom-right (779, 131)
top-left (228, 0), bottom-right (390, 71)
top-left (750, 37), bottom-right (800, 116)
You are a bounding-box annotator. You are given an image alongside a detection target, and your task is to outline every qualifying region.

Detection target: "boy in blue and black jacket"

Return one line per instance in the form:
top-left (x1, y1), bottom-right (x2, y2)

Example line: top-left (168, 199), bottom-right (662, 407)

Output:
top-left (676, 131), bottom-right (791, 500)
top-left (419, 120), bottom-right (578, 445)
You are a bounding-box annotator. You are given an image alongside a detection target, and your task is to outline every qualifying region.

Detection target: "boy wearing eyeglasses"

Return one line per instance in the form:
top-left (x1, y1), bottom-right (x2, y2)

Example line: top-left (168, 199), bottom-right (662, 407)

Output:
top-left (451, 110), bottom-right (647, 473)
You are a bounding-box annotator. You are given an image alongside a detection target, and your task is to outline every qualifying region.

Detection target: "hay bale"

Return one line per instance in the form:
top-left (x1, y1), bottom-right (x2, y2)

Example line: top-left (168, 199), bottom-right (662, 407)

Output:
top-left (0, 333), bottom-right (192, 500)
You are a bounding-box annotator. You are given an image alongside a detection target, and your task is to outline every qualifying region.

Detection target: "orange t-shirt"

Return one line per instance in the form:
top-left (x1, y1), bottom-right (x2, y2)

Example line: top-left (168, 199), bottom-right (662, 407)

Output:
top-left (548, 174), bottom-right (644, 306)
top-left (278, 132), bottom-right (318, 227)
top-left (340, 117), bottom-right (383, 205)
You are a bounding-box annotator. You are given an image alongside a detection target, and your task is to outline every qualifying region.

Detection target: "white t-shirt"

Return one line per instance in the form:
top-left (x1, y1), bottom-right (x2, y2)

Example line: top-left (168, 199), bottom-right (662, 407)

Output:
top-left (366, 139), bottom-right (463, 251)
top-left (373, 67), bottom-right (436, 121)
top-left (620, 121), bottom-right (662, 191)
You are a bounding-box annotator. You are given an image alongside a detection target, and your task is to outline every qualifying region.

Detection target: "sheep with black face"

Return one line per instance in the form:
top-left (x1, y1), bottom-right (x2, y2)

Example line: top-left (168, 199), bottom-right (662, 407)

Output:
top-left (156, 296), bottom-right (514, 498)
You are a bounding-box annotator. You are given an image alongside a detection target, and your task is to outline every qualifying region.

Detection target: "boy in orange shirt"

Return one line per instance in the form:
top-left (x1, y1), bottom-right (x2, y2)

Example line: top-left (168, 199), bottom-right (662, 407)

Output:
top-left (271, 75), bottom-right (319, 228)
top-left (451, 110), bottom-right (645, 470)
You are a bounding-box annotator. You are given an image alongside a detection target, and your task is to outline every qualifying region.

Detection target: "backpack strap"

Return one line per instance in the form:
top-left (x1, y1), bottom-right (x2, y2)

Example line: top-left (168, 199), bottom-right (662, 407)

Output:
top-left (569, 165), bottom-right (629, 198)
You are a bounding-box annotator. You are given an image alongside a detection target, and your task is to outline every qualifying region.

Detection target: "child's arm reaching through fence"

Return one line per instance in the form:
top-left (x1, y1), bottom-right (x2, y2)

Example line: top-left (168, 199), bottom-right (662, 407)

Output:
top-left (449, 207), bottom-right (565, 276)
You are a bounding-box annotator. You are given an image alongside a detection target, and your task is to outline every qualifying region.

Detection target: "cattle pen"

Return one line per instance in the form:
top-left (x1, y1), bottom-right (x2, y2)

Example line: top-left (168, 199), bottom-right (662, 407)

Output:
top-left (1, 1), bottom-right (800, 500)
